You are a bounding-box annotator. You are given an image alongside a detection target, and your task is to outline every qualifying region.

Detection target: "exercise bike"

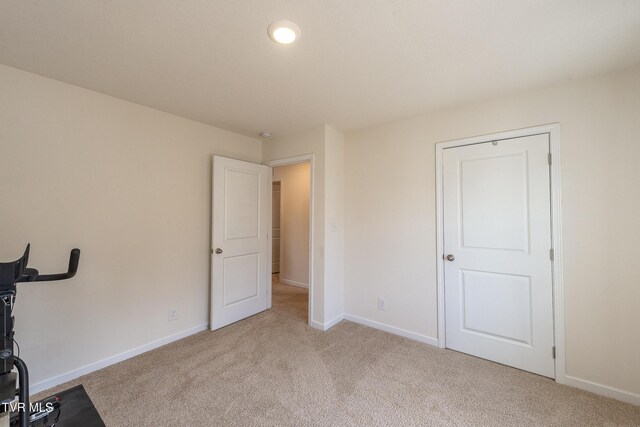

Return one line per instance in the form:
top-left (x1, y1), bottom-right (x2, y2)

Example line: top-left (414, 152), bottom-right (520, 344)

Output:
top-left (0, 244), bottom-right (80, 427)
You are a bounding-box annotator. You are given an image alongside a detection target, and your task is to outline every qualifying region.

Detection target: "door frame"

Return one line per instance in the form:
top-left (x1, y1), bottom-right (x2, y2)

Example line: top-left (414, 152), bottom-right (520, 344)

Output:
top-left (264, 154), bottom-right (315, 327)
top-left (435, 123), bottom-right (566, 384)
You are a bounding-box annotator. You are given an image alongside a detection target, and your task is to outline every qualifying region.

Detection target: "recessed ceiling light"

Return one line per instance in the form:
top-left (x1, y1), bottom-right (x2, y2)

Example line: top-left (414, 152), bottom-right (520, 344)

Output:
top-left (267, 19), bottom-right (300, 45)
top-left (259, 131), bottom-right (272, 138)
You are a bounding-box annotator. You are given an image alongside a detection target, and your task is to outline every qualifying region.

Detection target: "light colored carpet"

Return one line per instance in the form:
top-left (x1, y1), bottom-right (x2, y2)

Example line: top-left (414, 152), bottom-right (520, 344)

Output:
top-left (35, 276), bottom-right (640, 426)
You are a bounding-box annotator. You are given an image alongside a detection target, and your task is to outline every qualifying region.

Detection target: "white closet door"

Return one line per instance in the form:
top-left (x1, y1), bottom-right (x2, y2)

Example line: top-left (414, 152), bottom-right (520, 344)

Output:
top-left (443, 134), bottom-right (555, 378)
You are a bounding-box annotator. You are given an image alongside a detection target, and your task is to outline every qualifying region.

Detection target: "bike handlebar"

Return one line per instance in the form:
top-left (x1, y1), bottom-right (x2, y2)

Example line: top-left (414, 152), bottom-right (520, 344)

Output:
top-left (18, 249), bottom-right (81, 282)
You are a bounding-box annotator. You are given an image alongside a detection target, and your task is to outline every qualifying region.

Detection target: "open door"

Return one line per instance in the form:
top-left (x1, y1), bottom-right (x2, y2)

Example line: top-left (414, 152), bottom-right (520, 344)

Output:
top-left (211, 156), bottom-right (271, 330)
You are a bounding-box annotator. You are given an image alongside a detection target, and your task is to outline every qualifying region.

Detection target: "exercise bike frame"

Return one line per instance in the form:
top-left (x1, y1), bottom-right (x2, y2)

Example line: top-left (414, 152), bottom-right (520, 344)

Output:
top-left (0, 244), bottom-right (80, 427)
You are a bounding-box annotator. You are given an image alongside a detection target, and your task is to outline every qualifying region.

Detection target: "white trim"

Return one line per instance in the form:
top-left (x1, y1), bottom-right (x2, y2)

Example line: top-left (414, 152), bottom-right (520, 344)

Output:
top-left (267, 168), bottom-right (273, 309)
top-left (565, 376), bottom-right (640, 406)
top-left (435, 139), bottom-right (445, 349)
top-left (435, 123), bottom-right (560, 149)
top-left (265, 155), bottom-right (315, 328)
top-left (309, 313), bottom-right (344, 331)
top-left (324, 313), bottom-right (344, 330)
top-left (30, 323), bottom-right (208, 395)
top-left (435, 123), bottom-right (566, 383)
top-left (549, 126), bottom-right (566, 383)
top-left (309, 320), bottom-right (323, 330)
top-left (309, 320), bottom-right (325, 331)
top-left (344, 314), bottom-right (439, 347)
top-left (266, 154), bottom-right (314, 167)
top-left (279, 278), bottom-right (309, 289)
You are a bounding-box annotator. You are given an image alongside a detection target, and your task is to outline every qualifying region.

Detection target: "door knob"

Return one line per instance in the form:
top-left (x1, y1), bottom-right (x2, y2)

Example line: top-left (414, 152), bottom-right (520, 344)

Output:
top-left (215, 248), bottom-right (223, 254)
top-left (446, 254), bottom-right (455, 262)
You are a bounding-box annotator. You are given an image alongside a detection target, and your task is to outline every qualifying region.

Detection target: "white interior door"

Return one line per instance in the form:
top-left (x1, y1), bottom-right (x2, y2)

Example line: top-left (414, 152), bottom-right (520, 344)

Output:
top-left (443, 134), bottom-right (555, 378)
top-left (211, 156), bottom-right (271, 330)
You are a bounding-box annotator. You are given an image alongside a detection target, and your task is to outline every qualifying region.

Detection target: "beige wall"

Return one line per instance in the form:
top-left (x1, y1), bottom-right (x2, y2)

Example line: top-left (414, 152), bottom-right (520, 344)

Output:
top-left (3, 55), bottom-right (637, 402)
top-left (0, 64), bottom-right (262, 387)
top-left (263, 125), bottom-right (345, 328)
top-left (344, 66), bottom-right (640, 396)
top-left (324, 126), bottom-right (345, 323)
top-left (263, 127), bottom-right (326, 326)
top-left (273, 163), bottom-right (310, 287)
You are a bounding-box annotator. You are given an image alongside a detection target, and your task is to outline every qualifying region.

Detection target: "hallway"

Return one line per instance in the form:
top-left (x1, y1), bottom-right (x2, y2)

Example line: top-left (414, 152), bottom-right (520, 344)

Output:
top-left (272, 273), bottom-right (308, 324)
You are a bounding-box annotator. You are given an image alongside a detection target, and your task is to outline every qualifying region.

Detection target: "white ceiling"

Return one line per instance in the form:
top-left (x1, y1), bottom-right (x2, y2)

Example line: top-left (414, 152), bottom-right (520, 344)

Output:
top-left (1, 1), bottom-right (639, 138)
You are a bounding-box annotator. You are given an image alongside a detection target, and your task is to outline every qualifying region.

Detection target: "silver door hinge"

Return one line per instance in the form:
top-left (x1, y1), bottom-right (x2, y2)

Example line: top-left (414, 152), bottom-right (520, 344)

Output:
top-left (550, 249), bottom-right (554, 261)
top-left (552, 346), bottom-right (556, 359)
top-left (548, 153), bottom-right (552, 165)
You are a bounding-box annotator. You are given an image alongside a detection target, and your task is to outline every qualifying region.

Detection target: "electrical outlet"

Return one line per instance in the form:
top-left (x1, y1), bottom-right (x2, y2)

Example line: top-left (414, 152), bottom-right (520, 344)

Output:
top-left (377, 298), bottom-right (386, 311)
top-left (169, 307), bottom-right (178, 321)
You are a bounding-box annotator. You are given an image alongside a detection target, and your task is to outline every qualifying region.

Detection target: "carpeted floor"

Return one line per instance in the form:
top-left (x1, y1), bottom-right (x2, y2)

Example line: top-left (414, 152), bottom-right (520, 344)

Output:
top-left (35, 275), bottom-right (640, 426)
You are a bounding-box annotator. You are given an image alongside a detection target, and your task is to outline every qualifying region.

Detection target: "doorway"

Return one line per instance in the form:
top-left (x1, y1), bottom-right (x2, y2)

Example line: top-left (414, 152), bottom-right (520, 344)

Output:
top-left (272, 181), bottom-right (281, 275)
top-left (269, 159), bottom-right (312, 325)
top-left (436, 124), bottom-right (565, 382)
top-left (209, 155), bottom-right (313, 331)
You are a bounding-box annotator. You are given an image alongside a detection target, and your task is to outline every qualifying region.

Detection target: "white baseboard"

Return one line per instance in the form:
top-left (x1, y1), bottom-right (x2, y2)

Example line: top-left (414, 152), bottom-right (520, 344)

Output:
top-left (279, 278), bottom-right (309, 289)
top-left (343, 313), bottom-right (439, 347)
top-left (309, 314), bottom-right (344, 331)
top-left (324, 314), bottom-right (344, 330)
top-left (565, 375), bottom-right (640, 406)
top-left (30, 322), bottom-right (209, 395)
top-left (309, 320), bottom-right (324, 331)
top-left (338, 314), bottom-right (639, 406)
